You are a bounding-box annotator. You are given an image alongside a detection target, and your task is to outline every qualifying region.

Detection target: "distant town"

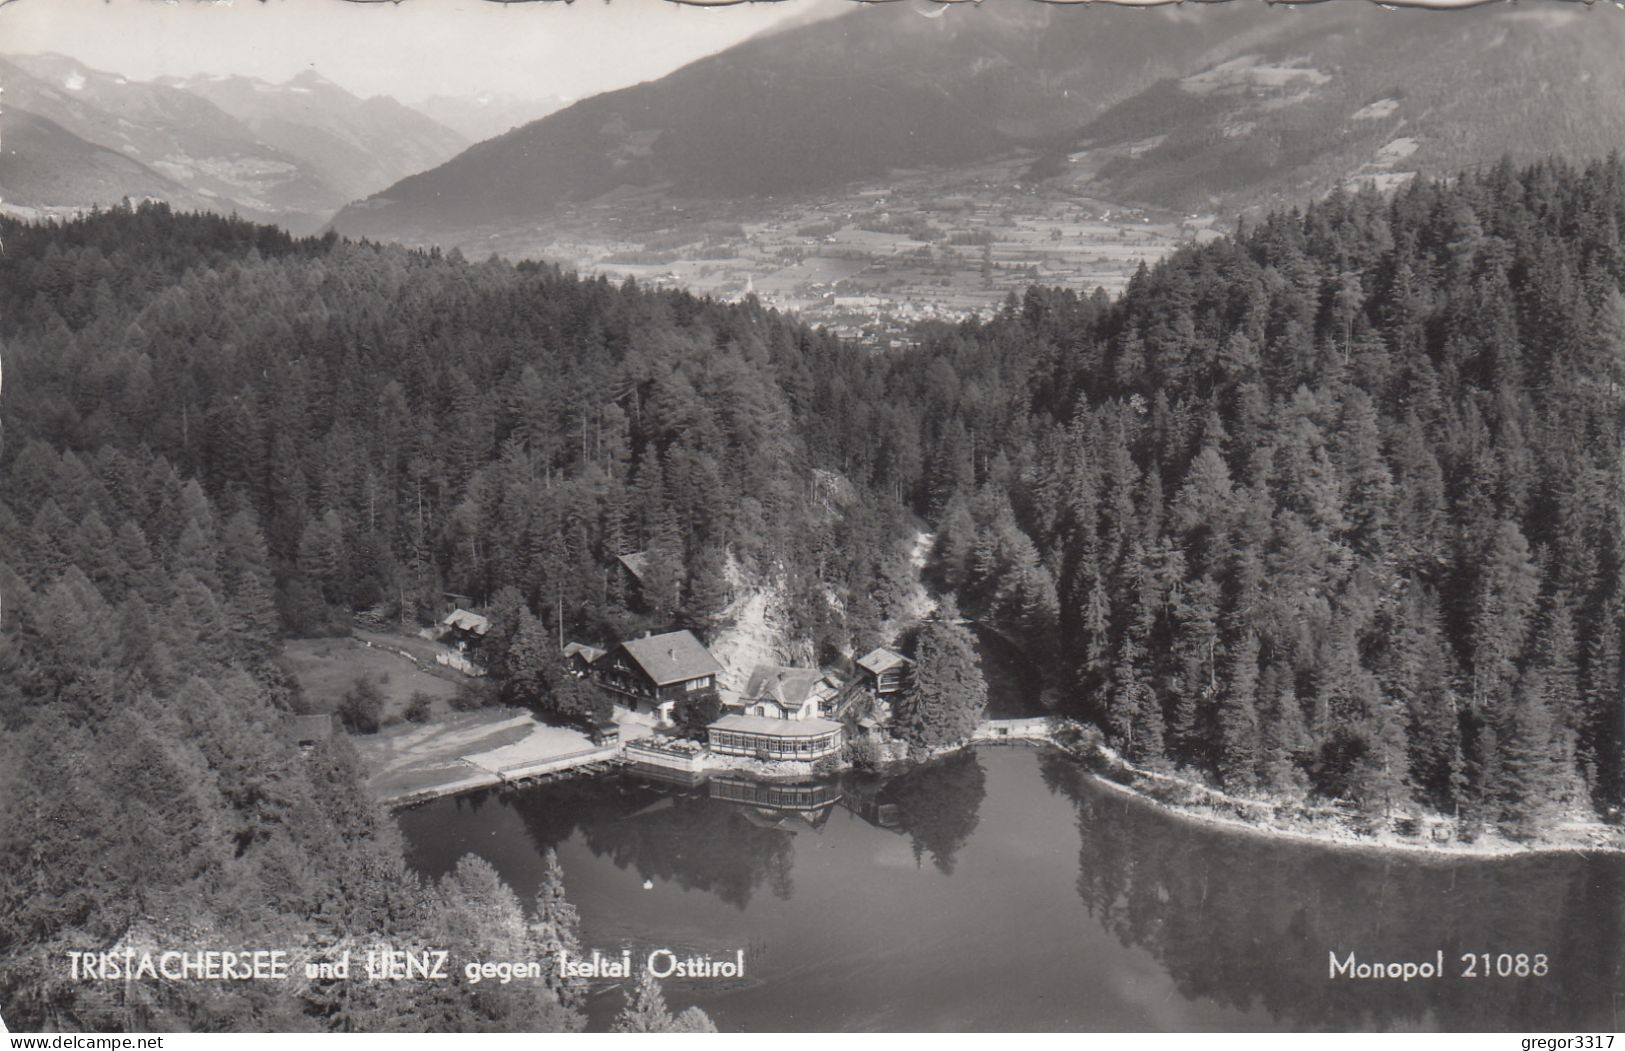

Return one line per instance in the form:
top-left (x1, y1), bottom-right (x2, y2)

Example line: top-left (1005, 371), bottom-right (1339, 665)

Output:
top-left (441, 152), bottom-right (1216, 344)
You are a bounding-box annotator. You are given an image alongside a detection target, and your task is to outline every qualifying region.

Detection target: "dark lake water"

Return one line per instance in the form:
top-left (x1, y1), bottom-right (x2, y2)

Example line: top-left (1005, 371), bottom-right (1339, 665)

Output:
top-left (397, 744), bottom-right (1625, 1032)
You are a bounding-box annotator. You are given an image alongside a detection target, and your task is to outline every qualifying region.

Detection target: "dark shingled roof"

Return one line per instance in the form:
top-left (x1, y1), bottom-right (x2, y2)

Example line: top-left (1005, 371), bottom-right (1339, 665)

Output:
top-left (563, 641), bottom-right (605, 665)
top-left (741, 665), bottom-right (824, 709)
top-left (857, 647), bottom-right (911, 675)
top-left (616, 551), bottom-right (650, 582)
top-left (617, 630), bottom-right (724, 686)
top-left (443, 608), bottom-right (491, 635)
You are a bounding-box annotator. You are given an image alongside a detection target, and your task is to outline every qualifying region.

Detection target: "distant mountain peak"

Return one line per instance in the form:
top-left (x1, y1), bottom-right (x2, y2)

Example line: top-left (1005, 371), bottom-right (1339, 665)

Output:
top-left (0, 52), bottom-right (467, 233)
top-left (287, 69), bottom-right (338, 90)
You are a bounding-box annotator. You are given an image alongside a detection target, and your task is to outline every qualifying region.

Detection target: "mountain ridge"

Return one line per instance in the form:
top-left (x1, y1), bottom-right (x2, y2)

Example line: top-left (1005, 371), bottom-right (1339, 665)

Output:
top-left (0, 53), bottom-right (467, 231)
top-left (329, 1), bottom-right (1289, 243)
top-left (329, 3), bottom-right (1625, 249)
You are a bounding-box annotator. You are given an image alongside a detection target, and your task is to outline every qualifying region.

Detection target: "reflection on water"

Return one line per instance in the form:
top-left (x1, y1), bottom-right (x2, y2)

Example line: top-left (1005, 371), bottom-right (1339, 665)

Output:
top-left (1036, 751), bottom-right (1625, 1032)
top-left (397, 746), bottom-right (1623, 1032)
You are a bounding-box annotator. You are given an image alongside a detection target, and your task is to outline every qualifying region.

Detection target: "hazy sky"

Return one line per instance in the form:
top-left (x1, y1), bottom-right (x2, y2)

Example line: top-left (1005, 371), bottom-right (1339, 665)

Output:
top-left (0, 0), bottom-right (828, 104)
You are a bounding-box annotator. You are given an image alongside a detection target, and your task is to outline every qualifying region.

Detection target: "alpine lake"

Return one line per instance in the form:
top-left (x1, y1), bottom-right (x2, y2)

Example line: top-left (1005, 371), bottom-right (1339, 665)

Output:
top-left (397, 635), bottom-right (1625, 1032)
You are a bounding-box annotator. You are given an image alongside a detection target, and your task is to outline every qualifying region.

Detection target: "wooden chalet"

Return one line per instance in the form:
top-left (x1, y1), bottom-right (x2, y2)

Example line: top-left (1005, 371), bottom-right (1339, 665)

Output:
top-left (593, 629), bottom-right (723, 724)
top-left (736, 664), bottom-right (840, 722)
top-left (441, 608), bottom-right (491, 654)
top-left (856, 647), bottom-right (913, 697)
top-left (562, 641), bottom-right (605, 678)
top-left (707, 713), bottom-right (844, 762)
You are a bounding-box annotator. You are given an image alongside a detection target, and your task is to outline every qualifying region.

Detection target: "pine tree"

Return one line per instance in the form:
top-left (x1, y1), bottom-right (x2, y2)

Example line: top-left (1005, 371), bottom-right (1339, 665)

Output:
top-left (1169, 445), bottom-right (1234, 573)
top-left (1168, 573), bottom-right (1220, 769)
top-left (684, 544), bottom-right (731, 641)
top-left (1392, 589), bottom-right (1467, 811)
top-left (1495, 669), bottom-right (1563, 839)
top-left (297, 510), bottom-right (346, 606)
top-left (610, 970), bottom-right (676, 1033)
top-left (532, 849), bottom-right (586, 1011)
top-left (1108, 545), bottom-right (1165, 766)
top-left (1216, 630), bottom-right (1261, 792)
top-left (218, 510), bottom-right (280, 660)
top-left (1352, 689), bottom-right (1412, 825)
top-left (1257, 666), bottom-right (1309, 793)
top-left (1580, 597), bottom-right (1622, 802)
top-left (933, 495), bottom-right (978, 591)
top-left (503, 608), bottom-right (558, 709)
top-left (1469, 519), bottom-right (1539, 709)
top-left (115, 520), bottom-right (167, 606)
top-left (639, 533), bottom-right (684, 622)
top-left (1336, 389), bottom-right (1394, 560)
top-left (893, 596), bottom-right (986, 753)
top-left (72, 510), bottom-right (124, 600)
top-left (673, 1006), bottom-right (719, 1032)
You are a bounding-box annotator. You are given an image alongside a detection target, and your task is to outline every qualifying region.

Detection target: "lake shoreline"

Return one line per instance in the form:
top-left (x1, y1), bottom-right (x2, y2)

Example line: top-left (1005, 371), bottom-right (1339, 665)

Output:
top-left (1044, 732), bottom-right (1625, 861)
top-left (376, 710), bottom-right (1625, 860)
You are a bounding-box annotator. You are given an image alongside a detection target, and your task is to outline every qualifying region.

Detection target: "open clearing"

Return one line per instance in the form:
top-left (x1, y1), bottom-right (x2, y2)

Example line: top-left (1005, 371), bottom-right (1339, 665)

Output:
top-left (281, 634), bottom-right (653, 802)
top-left (281, 635), bottom-right (463, 722)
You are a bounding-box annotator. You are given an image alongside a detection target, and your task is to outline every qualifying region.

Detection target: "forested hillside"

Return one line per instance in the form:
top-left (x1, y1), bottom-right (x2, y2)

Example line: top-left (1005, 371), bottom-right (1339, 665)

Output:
top-left (0, 206), bottom-right (879, 1030)
top-left (2, 155), bottom-right (1623, 1034)
top-left (904, 158), bottom-right (1625, 837)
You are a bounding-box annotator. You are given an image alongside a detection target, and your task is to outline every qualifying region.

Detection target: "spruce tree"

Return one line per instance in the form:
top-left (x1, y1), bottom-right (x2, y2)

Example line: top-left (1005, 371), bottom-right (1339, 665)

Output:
top-left (611, 970), bottom-right (676, 1033)
top-left (532, 849), bottom-right (586, 1011)
top-left (893, 596), bottom-right (986, 753)
top-left (1108, 545), bottom-right (1165, 765)
top-left (1216, 630), bottom-right (1261, 792)
top-left (1168, 574), bottom-right (1220, 769)
top-left (503, 608), bottom-right (558, 710)
top-left (1495, 669), bottom-right (1563, 839)
top-left (1470, 519), bottom-right (1539, 709)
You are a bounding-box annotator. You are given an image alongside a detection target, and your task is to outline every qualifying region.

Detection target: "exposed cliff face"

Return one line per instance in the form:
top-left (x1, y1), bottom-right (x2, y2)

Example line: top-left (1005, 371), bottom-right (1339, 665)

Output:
top-left (897, 529), bottom-right (939, 627)
top-left (706, 554), bottom-right (814, 699)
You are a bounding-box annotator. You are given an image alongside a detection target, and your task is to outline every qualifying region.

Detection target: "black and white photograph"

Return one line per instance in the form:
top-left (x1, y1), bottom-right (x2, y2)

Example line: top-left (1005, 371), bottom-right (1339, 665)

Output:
top-left (0, 0), bottom-right (1622, 1036)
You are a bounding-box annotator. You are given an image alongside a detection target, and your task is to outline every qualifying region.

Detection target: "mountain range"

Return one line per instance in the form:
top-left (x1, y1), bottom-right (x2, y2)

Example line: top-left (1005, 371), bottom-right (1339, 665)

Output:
top-left (329, 1), bottom-right (1625, 248)
top-left (10, 3), bottom-right (1625, 250)
top-left (0, 54), bottom-right (467, 232)
top-left (1045, 4), bottom-right (1625, 214)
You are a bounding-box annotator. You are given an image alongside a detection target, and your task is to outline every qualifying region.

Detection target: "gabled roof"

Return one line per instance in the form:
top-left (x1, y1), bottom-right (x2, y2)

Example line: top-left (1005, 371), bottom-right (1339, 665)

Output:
top-left (741, 665), bottom-right (825, 709)
top-left (616, 630), bottom-right (724, 686)
top-left (442, 608), bottom-right (490, 636)
top-left (616, 551), bottom-right (650, 582)
top-left (563, 641), bottom-right (605, 665)
top-left (857, 647), bottom-right (911, 675)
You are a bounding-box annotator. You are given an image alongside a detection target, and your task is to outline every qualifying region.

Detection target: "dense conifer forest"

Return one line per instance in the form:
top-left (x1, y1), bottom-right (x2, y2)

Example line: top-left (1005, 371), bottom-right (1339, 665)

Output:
top-left (2, 155), bottom-right (1624, 1029)
top-left (913, 157), bottom-right (1625, 837)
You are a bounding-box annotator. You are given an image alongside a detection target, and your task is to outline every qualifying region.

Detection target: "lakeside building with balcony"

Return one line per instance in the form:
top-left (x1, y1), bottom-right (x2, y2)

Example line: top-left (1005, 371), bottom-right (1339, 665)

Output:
top-left (591, 629), bottom-right (723, 725)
